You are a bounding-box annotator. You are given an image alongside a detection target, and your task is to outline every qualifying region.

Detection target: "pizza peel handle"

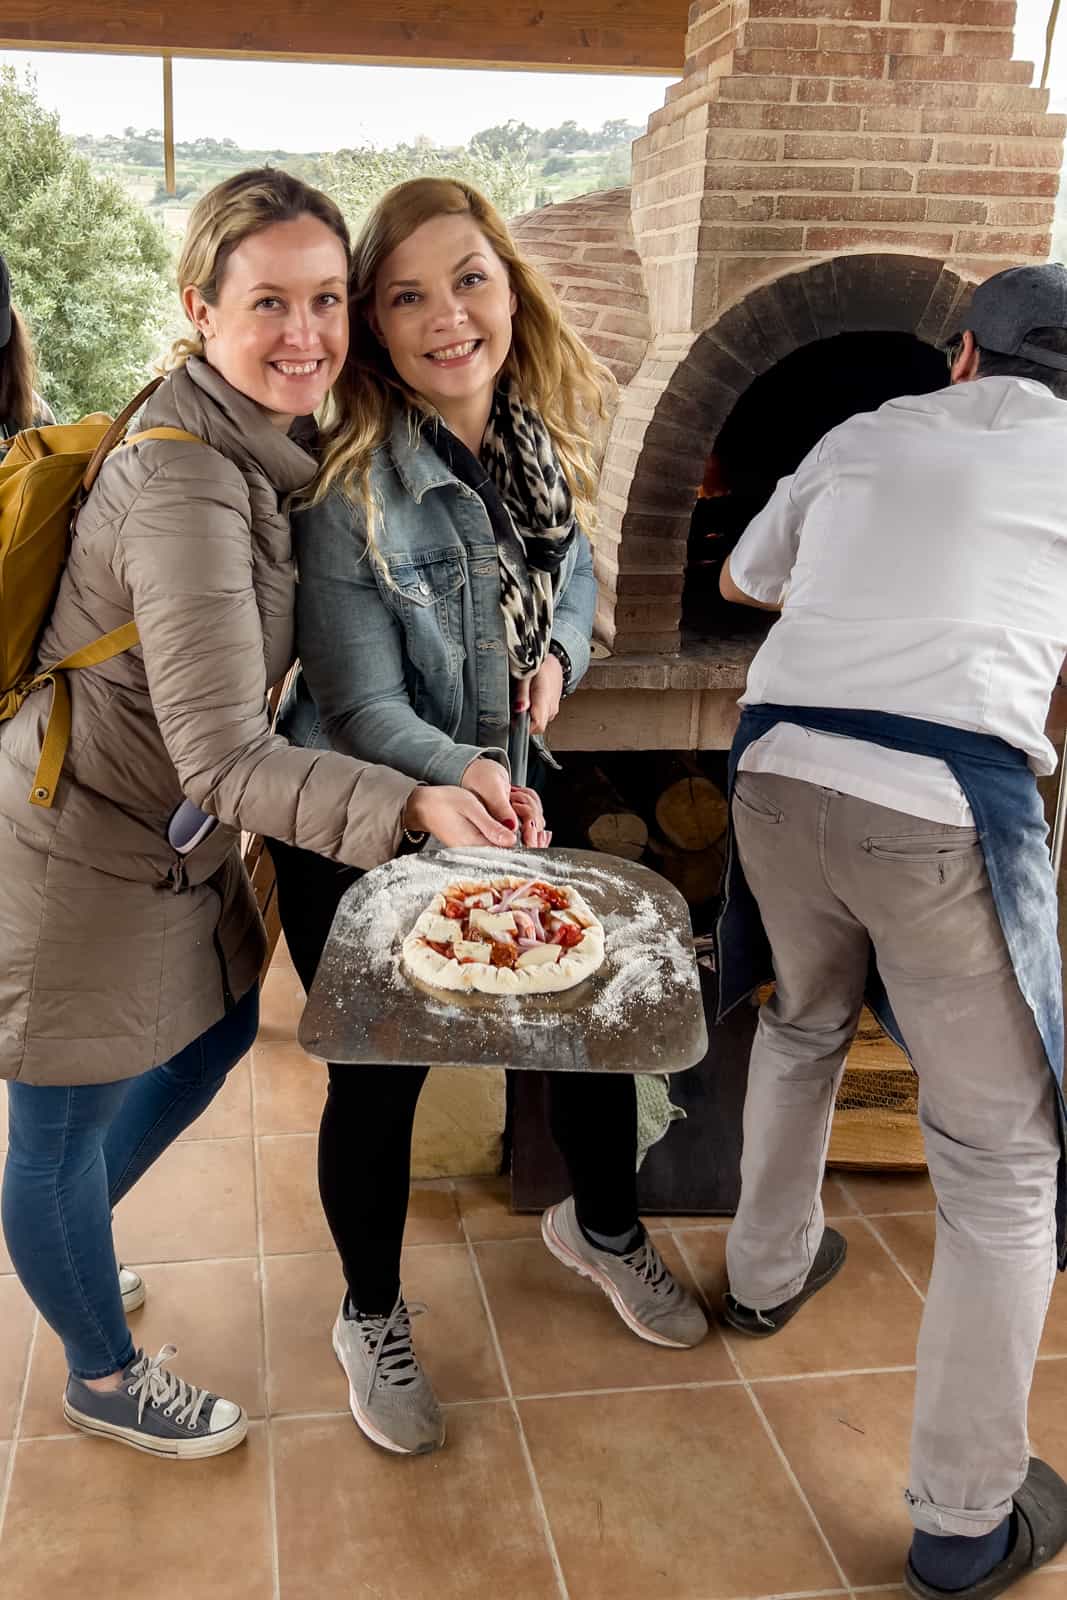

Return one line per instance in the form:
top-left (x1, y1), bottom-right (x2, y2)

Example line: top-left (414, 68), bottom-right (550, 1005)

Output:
top-left (297, 845), bottom-right (708, 1075)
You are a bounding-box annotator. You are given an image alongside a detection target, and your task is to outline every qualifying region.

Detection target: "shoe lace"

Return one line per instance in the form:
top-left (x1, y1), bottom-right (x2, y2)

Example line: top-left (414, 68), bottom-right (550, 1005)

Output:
top-left (126, 1345), bottom-right (210, 1429)
top-left (620, 1235), bottom-right (677, 1298)
top-left (358, 1297), bottom-right (427, 1397)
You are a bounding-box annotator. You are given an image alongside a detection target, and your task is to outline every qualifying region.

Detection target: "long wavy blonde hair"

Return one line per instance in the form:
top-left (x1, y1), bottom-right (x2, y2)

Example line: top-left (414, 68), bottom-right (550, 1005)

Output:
top-left (166, 168), bottom-right (351, 369)
top-left (315, 178), bottom-right (615, 551)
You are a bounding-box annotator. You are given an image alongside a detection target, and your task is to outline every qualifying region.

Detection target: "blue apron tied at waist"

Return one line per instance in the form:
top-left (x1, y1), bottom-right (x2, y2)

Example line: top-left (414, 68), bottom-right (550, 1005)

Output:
top-left (715, 703), bottom-right (1067, 1263)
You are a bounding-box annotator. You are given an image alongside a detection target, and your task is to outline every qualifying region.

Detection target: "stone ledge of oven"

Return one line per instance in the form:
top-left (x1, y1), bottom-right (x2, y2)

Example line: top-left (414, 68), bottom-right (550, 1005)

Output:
top-left (580, 630), bottom-right (763, 694)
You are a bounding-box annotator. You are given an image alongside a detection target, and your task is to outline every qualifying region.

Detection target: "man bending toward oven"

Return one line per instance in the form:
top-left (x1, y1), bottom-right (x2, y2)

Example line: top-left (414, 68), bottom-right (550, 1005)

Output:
top-left (718, 263), bottom-right (1067, 1599)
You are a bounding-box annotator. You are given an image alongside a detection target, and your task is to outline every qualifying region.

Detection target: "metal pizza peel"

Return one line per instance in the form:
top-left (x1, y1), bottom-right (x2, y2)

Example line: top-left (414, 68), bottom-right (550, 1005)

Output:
top-left (297, 845), bottom-right (708, 1074)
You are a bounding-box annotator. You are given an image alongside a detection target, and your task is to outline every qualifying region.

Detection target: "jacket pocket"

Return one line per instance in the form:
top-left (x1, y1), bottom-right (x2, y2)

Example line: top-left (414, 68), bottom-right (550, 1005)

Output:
top-left (389, 553), bottom-right (467, 610)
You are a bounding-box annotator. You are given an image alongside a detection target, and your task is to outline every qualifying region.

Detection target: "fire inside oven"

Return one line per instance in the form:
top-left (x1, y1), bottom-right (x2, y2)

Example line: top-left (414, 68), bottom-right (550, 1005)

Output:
top-left (682, 330), bottom-right (949, 639)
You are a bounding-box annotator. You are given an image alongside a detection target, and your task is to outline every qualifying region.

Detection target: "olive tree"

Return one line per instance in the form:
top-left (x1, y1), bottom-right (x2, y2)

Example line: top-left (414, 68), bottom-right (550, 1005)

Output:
top-left (0, 68), bottom-right (172, 420)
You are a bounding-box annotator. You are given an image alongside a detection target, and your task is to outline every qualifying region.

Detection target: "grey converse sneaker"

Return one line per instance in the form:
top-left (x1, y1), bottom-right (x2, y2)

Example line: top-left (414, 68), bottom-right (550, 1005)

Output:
top-left (332, 1294), bottom-right (445, 1455)
top-left (542, 1196), bottom-right (709, 1349)
top-left (63, 1344), bottom-right (247, 1459)
top-left (118, 1265), bottom-right (145, 1315)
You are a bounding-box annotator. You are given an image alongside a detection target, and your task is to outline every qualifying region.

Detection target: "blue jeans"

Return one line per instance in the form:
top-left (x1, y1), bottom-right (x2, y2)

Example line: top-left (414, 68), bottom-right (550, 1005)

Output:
top-left (2, 985), bottom-right (259, 1379)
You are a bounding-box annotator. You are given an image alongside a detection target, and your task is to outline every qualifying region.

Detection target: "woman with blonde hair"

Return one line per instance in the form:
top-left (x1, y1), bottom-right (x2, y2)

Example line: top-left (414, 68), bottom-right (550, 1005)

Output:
top-left (0, 168), bottom-right (513, 1462)
top-left (271, 176), bottom-right (708, 1458)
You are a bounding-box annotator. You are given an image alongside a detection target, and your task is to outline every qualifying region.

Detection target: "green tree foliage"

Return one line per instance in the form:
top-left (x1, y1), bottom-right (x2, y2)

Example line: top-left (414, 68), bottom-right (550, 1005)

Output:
top-left (315, 140), bottom-right (534, 231)
top-left (1, 69), bottom-right (172, 420)
top-left (470, 120), bottom-right (538, 160)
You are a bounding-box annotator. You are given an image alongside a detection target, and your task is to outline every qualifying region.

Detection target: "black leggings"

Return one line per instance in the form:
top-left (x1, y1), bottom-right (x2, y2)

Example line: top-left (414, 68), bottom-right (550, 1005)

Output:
top-left (267, 838), bottom-right (639, 1313)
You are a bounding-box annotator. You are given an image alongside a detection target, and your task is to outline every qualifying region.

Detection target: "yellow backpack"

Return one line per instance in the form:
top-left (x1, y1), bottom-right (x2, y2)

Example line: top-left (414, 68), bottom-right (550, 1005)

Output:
top-left (0, 377), bottom-right (203, 808)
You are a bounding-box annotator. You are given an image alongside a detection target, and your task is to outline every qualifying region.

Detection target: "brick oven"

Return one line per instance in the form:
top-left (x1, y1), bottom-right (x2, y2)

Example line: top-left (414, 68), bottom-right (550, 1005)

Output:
top-left (511, 0), bottom-right (1067, 755)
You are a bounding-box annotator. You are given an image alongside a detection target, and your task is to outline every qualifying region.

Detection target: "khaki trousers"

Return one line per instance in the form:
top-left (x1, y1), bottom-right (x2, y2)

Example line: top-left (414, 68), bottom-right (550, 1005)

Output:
top-left (726, 771), bottom-right (1059, 1538)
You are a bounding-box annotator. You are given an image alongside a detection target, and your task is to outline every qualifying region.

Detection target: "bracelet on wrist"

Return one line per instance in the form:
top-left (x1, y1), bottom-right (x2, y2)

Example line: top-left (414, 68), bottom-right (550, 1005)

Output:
top-left (548, 639), bottom-right (572, 693)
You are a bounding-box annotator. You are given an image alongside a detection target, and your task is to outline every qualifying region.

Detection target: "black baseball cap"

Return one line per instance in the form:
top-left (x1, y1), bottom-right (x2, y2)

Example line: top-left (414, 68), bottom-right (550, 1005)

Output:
top-left (0, 253), bottom-right (10, 350)
top-left (960, 262), bottom-right (1067, 372)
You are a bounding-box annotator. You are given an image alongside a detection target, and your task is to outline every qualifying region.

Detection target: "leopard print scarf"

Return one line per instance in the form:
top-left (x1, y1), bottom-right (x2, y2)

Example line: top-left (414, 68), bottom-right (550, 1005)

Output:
top-left (479, 381), bottom-right (577, 681)
top-left (427, 383), bottom-right (577, 682)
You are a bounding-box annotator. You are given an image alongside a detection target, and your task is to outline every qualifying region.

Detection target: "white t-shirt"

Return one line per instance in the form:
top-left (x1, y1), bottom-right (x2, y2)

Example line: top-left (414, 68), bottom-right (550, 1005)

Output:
top-left (732, 376), bottom-right (1067, 824)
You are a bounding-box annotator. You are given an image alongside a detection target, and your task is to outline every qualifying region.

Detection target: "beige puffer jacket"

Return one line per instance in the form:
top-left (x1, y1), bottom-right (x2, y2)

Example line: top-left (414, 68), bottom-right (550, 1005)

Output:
top-left (0, 357), bottom-right (418, 1086)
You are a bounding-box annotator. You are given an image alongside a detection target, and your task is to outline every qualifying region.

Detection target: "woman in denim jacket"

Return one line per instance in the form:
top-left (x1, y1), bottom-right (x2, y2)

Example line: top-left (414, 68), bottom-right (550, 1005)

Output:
top-left (271, 178), bottom-right (707, 1457)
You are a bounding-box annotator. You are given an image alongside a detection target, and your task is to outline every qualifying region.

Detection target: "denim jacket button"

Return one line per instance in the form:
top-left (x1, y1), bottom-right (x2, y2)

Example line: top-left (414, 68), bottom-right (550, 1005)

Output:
top-left (418, 580), bottom-right (430, 595)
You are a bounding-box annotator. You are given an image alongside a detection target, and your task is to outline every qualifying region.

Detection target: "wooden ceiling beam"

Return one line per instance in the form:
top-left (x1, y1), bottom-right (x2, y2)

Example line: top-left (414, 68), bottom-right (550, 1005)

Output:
top-left (0, 0), bottom-right (689, 73)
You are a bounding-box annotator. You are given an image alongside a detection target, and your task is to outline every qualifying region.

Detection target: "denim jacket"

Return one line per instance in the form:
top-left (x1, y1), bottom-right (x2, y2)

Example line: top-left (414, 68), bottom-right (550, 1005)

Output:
top-left (278, 409), bottom-right (596, 786)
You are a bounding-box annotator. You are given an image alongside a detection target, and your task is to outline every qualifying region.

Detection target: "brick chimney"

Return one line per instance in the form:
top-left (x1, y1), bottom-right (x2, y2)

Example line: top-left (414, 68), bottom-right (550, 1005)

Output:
top-left (575, 0), bottom-right (1067, 654)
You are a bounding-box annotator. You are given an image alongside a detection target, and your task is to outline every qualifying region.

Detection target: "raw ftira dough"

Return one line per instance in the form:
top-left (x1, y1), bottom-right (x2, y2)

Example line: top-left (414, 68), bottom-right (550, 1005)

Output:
top-left (402, 875), bottom-right (606, 995)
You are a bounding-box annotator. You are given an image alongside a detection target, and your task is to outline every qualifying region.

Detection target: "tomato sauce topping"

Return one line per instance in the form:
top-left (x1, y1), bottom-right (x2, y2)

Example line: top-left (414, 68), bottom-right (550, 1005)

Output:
top-left (531, 881), bottom-right (569, 910)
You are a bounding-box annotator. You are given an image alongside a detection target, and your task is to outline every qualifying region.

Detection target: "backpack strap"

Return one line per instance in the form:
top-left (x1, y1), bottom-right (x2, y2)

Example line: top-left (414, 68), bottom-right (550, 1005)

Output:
top-left (80, 377), bottom-right (164, 496)
top-left (26, 623), bottom-right (141, 807)
top-left (24, 416), bottom-right (208, 808)
top-left (124, 427), bottom-right (205, 450)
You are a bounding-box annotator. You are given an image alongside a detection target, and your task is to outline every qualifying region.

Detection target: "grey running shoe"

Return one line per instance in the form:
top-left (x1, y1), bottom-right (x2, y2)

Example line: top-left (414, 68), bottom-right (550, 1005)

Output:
top-left (332, 1295), bottom-right (445, 1456)
top-left (63, 1344), bottom-right (247, 1459)
top-left (118, 1264), bottom-right (145, 1315)
top-left (542, 1196), bottom-right (709, 1349)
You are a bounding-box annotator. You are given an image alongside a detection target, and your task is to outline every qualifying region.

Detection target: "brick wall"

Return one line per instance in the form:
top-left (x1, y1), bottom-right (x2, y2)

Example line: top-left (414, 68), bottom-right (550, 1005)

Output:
top-left (511, 188), bottom-right (652, 389)
top-left (593, 0), bottom-right (1067, 653)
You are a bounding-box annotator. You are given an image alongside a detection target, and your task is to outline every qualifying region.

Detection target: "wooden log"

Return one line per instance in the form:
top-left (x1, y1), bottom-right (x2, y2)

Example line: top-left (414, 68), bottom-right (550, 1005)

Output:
top-left (569, 763), bottom-right (649, 863)
top-left (648, 837), bottom-right (723, 907)
top-left (654, 755), bottom-right (728, 852)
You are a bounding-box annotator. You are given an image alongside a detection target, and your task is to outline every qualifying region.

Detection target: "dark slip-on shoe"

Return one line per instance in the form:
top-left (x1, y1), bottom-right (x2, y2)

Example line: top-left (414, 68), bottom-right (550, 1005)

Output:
top-left (905, 1459), bottom-right (1067, 1600)
top-left (721, 1227), bottom-right (848, 1339)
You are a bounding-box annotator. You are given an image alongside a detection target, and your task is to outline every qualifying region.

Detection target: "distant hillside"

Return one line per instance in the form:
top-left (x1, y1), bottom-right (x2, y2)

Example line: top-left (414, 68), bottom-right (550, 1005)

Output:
top-left (72, 118), bottom-right (642, 233)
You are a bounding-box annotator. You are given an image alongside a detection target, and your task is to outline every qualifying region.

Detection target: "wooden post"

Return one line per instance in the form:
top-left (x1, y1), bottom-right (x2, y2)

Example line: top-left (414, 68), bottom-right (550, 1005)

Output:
top-left (1042, 0), bottom-right (1062, 90)
top-left (162, 54), bottom-right (176, 197)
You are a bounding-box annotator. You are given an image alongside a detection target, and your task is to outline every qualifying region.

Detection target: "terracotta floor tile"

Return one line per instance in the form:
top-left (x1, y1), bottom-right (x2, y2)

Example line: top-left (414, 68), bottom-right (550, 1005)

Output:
top-left (274, 1405), bottom-right (559, 1600)
top-left (455, 1176), bottom-right (546, 1241)
top-left (0, 1277), bottom-right (33, 1438)
top-left (257, 961), bottom-right (306, 1042)
top-left (679, 1218), bottom-right (923, 1378)
top-left (20, 1257), bottom-right (265, 1437)
top-left (521, 1385), bottom-right (841, 1599)
top-left (251, 1040), bottom-right (326, 1136)
top-left (404, 1182), bottom-right (464, 1244)
top-left (265, 1243), bottom-right (505, 1415)
top-left (870, 1212), bottom-right (934, 1295)
top-left (178, 1056), bottom-right (252, 1140)
top-left (113, 1137), bottom-right (257, 1262)
top-left (258, 1136), bottom-right (460, 1256)
top-left (270, 938), bottom-right (296, 974)
top-left (1, 1424), bottom-right (274, 1599)
top-left (836, 1169), bottom-right (934, 1215)
top-left (257, 1134), bottom-right (330, 1256)
top-left (756, 1368), bottom-right (915, 1587)
top-left (475, 1234), bottom-right (734, 1395)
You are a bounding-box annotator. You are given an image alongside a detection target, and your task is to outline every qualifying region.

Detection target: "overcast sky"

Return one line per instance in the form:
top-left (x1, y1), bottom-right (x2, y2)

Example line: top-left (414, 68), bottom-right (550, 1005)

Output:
top-left (0, 52), bottom-right (673, 149)
top-left (1, 0), bottom-right (1063, 151)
